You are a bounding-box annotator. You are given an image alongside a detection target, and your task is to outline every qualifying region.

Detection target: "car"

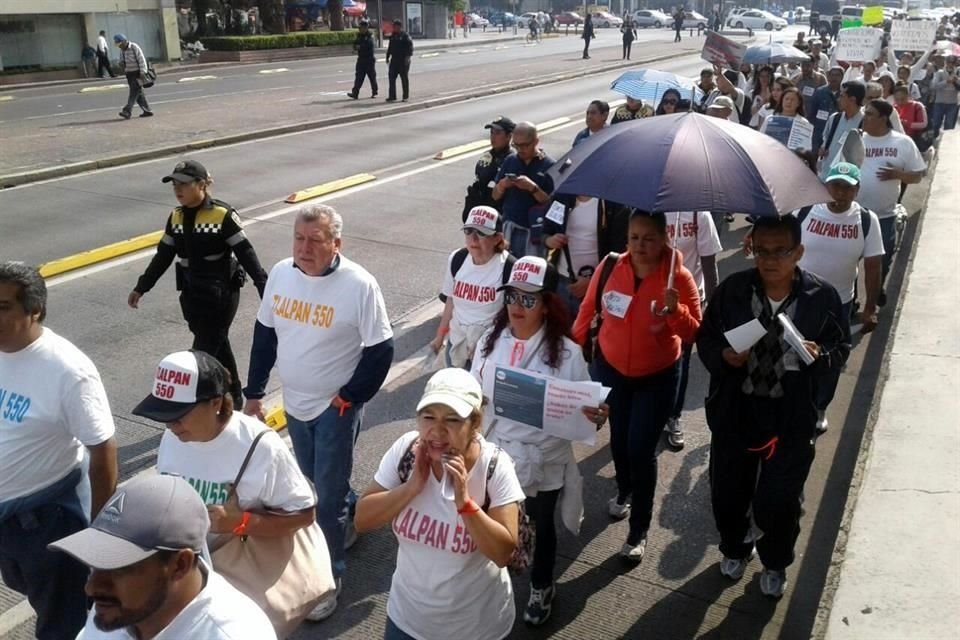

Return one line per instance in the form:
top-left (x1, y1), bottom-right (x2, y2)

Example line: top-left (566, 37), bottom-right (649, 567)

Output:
top-left (466, 12), bottom-right (489, 28)
top-left (488, 11), bottom-right (517, 26)
top-left (555, 11), bottom-right (585, 25)
top-left (592, 11), bottom-right (623, 27)
top-left (518, 12), bottom-right (539, 27)
top-left (727, 9), bottom-right (788, 30)
top-left (682, 10), bottom-right (709, 29)
top-left (632, 9), bottom-right (670, 27)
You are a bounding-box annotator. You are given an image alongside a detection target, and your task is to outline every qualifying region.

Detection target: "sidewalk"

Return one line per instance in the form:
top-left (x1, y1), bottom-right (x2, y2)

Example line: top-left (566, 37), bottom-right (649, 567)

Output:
top-left (817, 131), bottom-right (960, 639)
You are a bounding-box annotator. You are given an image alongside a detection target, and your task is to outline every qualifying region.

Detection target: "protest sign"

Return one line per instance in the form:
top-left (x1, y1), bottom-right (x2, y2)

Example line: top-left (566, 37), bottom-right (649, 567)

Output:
top-left (890, 20), bottom-right (937, 51)
top-left (862, 6), bottom-right (885, 25)
top-left (835, 27), bottom-right (883, 62)
top-left (763, 116), bottom-right (814, 152)
top-left (701, 31), bottom-right (747, 68)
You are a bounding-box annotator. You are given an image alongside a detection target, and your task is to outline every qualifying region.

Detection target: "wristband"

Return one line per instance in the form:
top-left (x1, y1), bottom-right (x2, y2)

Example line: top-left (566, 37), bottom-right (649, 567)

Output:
top-left (335, 395), bottom-right (353, 417)
top-left (439, 326), bottom-right (450, 336)
top-left (233, 511), bottom-right (251, 537)
top-left (457, 499), bottom-right (481, 516)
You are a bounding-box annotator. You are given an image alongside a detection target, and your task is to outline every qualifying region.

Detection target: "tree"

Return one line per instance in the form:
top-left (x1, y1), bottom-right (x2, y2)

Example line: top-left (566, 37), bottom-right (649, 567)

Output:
top-left (329, 0), bottom-right (345, 30)
top-left (258, 0), bottom-right (288, 33)
top-left (192, 0), bottom-right (216, 37)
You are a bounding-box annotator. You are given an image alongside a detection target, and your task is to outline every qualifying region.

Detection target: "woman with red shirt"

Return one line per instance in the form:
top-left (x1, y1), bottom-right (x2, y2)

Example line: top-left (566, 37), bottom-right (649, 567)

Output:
top-left (893, 82), bottom-right (929, 150)
top-left (572, 211), bottom-right (701, 561)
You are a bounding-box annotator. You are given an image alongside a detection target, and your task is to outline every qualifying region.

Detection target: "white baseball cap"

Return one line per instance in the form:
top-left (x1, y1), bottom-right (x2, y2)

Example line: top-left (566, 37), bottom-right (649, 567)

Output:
top-left (416, 368), bottom-right (484, 418)
top-left (132, 351), bottom-right (228, 423)
top-left (462, 206), bottom-right (503, 236)
top-left (498, 256), bottom-right (559, 294)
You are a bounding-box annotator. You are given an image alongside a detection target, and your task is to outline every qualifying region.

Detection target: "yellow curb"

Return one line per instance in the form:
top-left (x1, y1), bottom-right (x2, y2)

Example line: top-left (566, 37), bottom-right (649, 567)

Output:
top-left (421, 52), bottom-right (441, 58)
top-left (259, 68), bottom-right (290, 74)
top-left (264, 406), bottom-right (287, 431)
top-left (177, 75), bottom-right (218, 83)
top-left (0, 96), bottom-right (14, 102)
top-left (434, 139), bottom-right (489, 160)
top-left (78, 83), bottom-right (127, 93)
top-left (39, 230), bottom-right (164, 279)
top-left (284, 173), bottom-right (377, 203)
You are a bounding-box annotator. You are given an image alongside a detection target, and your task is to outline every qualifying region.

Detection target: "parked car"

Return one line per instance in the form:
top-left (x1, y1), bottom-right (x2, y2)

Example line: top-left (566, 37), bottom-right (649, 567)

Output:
top-left (683, 10), bottom-right (709, 29)
top-left (555, 11), bottom-right (585, 25)
top-left (518, 12), bottom-right (539, 27)
top-left (592, 11), bottom-right (623, 27)
top-left (632, 8), bottom-right (671, 27)
top-left (488, 11), bottom-right (517, 26)
top-left (466, 12), bottom-right (489, 28)
top-left (728, 9), bottom-right (788, 30)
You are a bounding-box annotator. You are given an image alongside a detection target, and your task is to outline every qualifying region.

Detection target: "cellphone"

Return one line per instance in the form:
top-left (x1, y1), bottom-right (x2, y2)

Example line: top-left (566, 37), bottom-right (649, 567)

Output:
top-left (504, 173), bottom-right (518, 179)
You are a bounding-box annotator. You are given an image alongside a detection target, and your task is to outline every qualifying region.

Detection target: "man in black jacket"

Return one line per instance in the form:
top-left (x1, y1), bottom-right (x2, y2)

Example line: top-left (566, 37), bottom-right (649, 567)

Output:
top-left (462, 116), bottom-right (515, 221)
top-left (697, 215), bottom-right (849, 600)
top-left (386, 19), bottom-right (414, 102)
top-left (347, 20), bottom-right (377, 99)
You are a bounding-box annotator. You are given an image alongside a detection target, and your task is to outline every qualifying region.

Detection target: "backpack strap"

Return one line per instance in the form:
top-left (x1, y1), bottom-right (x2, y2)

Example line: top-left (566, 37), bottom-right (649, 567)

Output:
top-left (501, 253), bottom-right (516, 286)
top-left (481, 445), bottom-right (501, 511)
top-left (796, 205), bottom-right (814, 224)
top-left (858, 207), bottom-right (873, 255)
top-left (228, 430), bottom-right (271, 499)
top-left (396, 436), bottom-right (419, 483)
top-left (439, 248), bottom-right (470, 303)
top-left (594, 252), bottom-right (620, 314)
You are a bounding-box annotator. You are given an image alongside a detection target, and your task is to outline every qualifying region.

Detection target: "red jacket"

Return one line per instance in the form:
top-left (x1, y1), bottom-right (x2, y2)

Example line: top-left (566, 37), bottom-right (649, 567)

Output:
top-left (572, 249), bottom-right (702, 378)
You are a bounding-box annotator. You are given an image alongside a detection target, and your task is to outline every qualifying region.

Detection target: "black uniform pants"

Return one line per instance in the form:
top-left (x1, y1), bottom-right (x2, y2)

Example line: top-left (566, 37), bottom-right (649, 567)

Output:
top-left (525, 488), bottom-right (560, 589)
top-left (622, 40), bottom-right (633, 59)
top-left (709, 433), bottom-right (816, 571)
top-left (352, 60), bottom-right (378, 96)
top-left (388, 61), bottom-right (410, 100)
top-left (582, 39), bottom-right (591, 58)
top-left (96, 51), bottom-right (114, 77)
top-left (674, 26), bottom-right (682, 42)
top-left (180, 283), bottom-right (242, 404)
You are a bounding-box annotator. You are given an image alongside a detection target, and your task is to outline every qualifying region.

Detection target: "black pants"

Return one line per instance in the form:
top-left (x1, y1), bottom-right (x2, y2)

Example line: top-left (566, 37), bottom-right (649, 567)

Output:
top-left (123, 72), bottom-right (150, 114)
top-left (582, 39), bottom-right (591, 58)
top-left (96, 51), bottom-right (114, 77)
top-left (352, 60), bottom-right (378, 96)
top-left (180, 284), bottom-right (242, 404)
top-left (709, 434), bottom-right (816, 571)
top-left (526, 488), bottom-right (561, 589)
top-left (674, 27), bottom-right (682, 42)
top-left (388, 61), bottom-right (410, 100)
top-left (622, 40), bottom-right (633, 59)
top-left (0, 505), bottom-right (89, 640)
top-left (671, 342), bottom-right (695, 419)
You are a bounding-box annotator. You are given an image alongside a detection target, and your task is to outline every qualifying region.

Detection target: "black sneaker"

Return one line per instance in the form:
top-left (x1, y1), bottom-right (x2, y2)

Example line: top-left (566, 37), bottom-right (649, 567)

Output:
top-left (385, 97), bottom-right (396, 102)
top-left (139, 111), bottom-right (154, 118)
top-left (523, 582), bottom-right (555, 626)
top-left (346, 91), bottom-right (359, 100)
top-left (119, 111), bottom-right (131, 119)
top-left (878, 291), bottom-right (888, 308)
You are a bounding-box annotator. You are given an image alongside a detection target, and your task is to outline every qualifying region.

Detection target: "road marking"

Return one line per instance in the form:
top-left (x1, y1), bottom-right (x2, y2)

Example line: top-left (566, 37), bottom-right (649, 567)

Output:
top-left (176, 75), bottom-right (218, 83)
top-left (421, 52), bottom-right (441, 58)
top-left (495, 45), bottom-right (510, 50)
top-left (0, 96), bottom-right (13, 102)
top-left (259, 67), bottom-right (290, 74)
top-left (537, 116), bottom-right (571, 130)
top-left (38, 230), bottom-right (164, 279)
top-left (459, 49), bottom-right (478, 54)
top-left (78, 83), bottom-right (127, 93)
top-left (433, 116), bottom-right (572, 160)
top-left (285, 173), bottom-right (377, 203)
top-left (0, 600), bottom-right (33, 638)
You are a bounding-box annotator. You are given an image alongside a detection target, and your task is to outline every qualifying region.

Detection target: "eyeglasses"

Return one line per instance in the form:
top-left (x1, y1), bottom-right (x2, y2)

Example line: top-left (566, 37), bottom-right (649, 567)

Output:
top-left (661, 99), bottom-right (678, 106)
top-left (504, 291), bottom-right (539, 308)
top-left (754, 246), bottom-right (797, 260)
top-left (511, 140), bottom-right (536, 149)
top-left (463, 228), bottom-right (492, 238)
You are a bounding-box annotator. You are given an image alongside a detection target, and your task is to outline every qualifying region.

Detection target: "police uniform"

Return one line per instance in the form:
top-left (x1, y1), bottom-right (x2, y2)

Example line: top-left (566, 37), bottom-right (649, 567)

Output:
top-left (386, 23), bottom-right (414, 101)
top-left (462, 116), bottom-right (515, 221)
top-left (349, 24), bottom-right (378, 99)
top-left (611, 103), bottom-right (655, 124)
top-left (133, 160), bottom-right (268, 405)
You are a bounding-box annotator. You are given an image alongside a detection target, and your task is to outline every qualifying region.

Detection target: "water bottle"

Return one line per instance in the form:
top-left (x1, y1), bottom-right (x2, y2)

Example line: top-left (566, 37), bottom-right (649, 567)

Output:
top-left (440, 453), bottom-right (456, 501)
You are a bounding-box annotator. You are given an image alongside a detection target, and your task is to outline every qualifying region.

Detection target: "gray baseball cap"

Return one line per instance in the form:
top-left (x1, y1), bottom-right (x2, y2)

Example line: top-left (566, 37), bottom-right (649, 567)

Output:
top-left (49, 475), bottom-right (209, 570)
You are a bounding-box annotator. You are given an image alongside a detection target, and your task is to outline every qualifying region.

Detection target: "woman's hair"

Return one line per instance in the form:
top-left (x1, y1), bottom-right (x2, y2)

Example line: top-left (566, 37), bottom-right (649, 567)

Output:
top-left (629, 209), bottom-right (667, 235)
top-left (752, 65), bottom-right (775, 98)
top-left (893, 81), bottom-right (910, 96)
top-left (215, 369), bottom-right (234, 427)
top-left (655, 89), bottom-right (682, 115)
top-left (767, 77), bottom-right (795, 109)
top-left (775, 86), bottom-right (806, 118)
top-left (493, 234), bottom-right (508, 253)
top-left (480, 292), bottom-right (572, 370)
top-left (878, 74), bottom-right (895, 95)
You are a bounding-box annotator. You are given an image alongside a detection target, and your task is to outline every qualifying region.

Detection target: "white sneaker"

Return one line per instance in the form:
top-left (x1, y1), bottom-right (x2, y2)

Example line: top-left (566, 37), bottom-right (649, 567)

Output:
top-left (719, 549), bottom-right (754, 581)
top-left (759, 568), bottom-right (787, 599)
top-left (344, 518), bottom-right (358, 550)
top-left (608, 496), bottom-right (630, 520)
top-left (666, 417), bottom-right (685, 449)
top-left (620, 534), bottom-right (647, 562)
top-left (815, 410), bottom-right (828, 435)
top-left (306, 579), bottom-right (341, 622)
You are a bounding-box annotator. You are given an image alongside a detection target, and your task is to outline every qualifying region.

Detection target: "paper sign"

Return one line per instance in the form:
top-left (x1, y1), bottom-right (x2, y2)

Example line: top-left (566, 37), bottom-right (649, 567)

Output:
top-left (491, 366), bottom-right (610, 445)
top-left (890, 20), bottom-right (937, 51)
top-left (862, 6), bottom-right (884, 25)
top-left (777, 313), bottom-right (816, 365)
top-left (701, 30), bottom-right (747, 69)
top-left (724, 319), bottom-right (767, 353)
top-left (842, 17), bottom-right (862, 28)
top-left (835, 27), bottom-right (883, 62)
top-left (602, 291), bottom-right (632, 319)
top-left (763, 116), bottom-right (813, 152)
top-left (545, 201), bottom-right (566, 225)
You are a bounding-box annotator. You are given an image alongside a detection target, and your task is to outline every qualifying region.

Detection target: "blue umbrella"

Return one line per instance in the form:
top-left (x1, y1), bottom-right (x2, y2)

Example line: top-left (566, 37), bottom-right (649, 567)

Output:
top-left (742, 42), bottom-right (810, 64)
top-left (610, 69), bottom-right (704, 106)
top-left (548, 112), bottom-right (830, 215)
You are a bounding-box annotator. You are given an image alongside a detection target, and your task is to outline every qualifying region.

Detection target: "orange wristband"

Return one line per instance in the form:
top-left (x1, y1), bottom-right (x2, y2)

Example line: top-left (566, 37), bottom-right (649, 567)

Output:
top-left (335, 395), bottom-right (353, 417)
top-left (457, 499), bottom-right (481, 516)
top-left (233, 511), bottom-right (251, 537)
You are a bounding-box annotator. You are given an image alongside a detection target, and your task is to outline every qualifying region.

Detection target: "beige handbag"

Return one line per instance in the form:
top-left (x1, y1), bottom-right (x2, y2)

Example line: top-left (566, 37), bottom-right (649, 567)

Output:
top-left (213, 431), bottom-right (335, 638)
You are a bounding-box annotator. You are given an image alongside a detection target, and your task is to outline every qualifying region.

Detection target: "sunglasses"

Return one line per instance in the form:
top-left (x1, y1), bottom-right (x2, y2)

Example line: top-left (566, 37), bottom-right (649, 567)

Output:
top-left (662, 99), bottom-right (678, 106)
top-left (504, 291), bottom-right (539, 309)
top-left (463, 228), bottom-right (493, 237)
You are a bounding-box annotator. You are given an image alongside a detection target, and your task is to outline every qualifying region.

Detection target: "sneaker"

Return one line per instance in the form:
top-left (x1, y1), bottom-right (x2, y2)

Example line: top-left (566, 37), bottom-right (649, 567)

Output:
top-left (523, 582), bottom-right (556, 626)
top-left (346, 91), bottom-right (359, 99)
top-left (119, 111), bottom-right (131, 119)
top-left (666, 417), bottom-right (685, 449)
top-left (815, 411), bottom-right (828, 435)
top-left (607, 495), bottom-right (630, 520)
top-left (306, 579), bottom-right (341, 621)
top-left (139, 111), bottom-right (154, 118)
top-left (620, 533), bottom-right (647, 562)
top-left (344, 518), bottom-right (358, 550)
top-left (402, 97), bottom-right (409, 102)
top-left (759, 568), bottom-right (787, 599)
top-left (385, 97), bottom-right (396, 102)
top-left (720, 550), bottom-right (754, 581)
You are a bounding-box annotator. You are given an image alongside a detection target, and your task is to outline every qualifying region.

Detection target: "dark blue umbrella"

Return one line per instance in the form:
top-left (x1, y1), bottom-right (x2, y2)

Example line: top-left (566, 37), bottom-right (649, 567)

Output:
top-left (742, 41), bottom-right (810, 64)
top-left (548, 112), bottom-right (829, 215)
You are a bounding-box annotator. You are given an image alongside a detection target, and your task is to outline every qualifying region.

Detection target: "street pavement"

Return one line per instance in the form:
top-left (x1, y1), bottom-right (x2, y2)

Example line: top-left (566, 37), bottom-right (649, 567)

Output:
top-left (0, 23), bottom-right (936, 640)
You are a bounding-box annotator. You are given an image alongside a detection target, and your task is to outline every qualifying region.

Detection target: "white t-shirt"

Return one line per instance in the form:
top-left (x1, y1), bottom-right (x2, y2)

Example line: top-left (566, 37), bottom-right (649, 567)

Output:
top-left (374, 431), bottom-right (525, 640)
top-left (858, 131), bottom-right (926, 218)
top-left (0, 328), bottom-right (114, 502)
top-left (797, 203), bottom-right (884, 304)
top-left (557, 198), bottom-right (600, 280)
top-left (157, 412), bottom-right (315, 548)
top-left (257, 256), bottom-right (394, 420)
top-left (664, 212), bottom-right (722, 298)
top-left (440, 250), bottom-right (507, 328)
top-left (76, 564), bottom-right (277, 640)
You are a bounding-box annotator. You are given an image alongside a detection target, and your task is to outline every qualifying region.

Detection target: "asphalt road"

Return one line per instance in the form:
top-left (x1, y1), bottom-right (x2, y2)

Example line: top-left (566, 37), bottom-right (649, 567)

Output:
top-left (0, 23), bottom-right (919, 640)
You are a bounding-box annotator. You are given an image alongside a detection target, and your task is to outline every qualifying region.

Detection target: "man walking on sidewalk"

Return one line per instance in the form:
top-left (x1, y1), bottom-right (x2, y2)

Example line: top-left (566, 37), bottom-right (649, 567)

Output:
top-left (386, 19), bottom-right (413, 102)
top-left (115, 34), bottom-right (153, 119)
top-left (95, 30), bottom-right (115, 78)
top-left (348, 20), bottom-right (378, 99)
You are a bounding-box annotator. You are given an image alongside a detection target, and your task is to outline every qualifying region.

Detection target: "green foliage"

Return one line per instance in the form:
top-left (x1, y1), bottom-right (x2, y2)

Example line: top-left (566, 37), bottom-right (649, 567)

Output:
top-left (200, 30), bottom-right (359, 51)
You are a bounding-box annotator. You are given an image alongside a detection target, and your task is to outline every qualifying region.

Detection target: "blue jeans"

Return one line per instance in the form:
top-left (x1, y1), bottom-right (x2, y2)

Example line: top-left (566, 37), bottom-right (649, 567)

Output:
top-left (878, 215), bottom-right (897, 287)
top-left (286, 403), bottom-right (364, 579)
top-left (930, 102), bottom-right (959, 135)
top-left (384, 616), bottom-right (417, 640)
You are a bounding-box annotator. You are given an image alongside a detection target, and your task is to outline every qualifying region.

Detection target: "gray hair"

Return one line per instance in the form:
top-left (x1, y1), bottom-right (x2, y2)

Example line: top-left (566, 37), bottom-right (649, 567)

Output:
top-left (512, 121), bottom-right (539, 140)
top-left (864, 81), bottom-right (883, 99)
top-left (296, 204), bottom-right (343, 240)
top-left (0, 262), bottom-right (47, 322)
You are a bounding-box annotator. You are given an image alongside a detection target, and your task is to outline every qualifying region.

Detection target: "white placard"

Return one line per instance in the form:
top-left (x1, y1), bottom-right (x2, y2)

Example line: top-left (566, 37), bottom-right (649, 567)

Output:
top-left (834, 27), bottom-right (883, 62)
top-left (777, 313), bottom-right (816, 365)
top-left (890, 20), bottom-right (937, 52)
top-left (545, 201), bottom-right (566, 225)
top-left (724, 319), bottom-right (767, 353)
top-left (787, 117), bottom-right (814, 152)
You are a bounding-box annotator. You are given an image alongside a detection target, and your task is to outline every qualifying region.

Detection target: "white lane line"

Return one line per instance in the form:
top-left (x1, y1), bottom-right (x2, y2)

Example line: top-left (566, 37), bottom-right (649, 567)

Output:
top-left (177, 75), bottom-right (218, 83)
top-left (0, 96), bottom-right (14, 102)
top-left (459, 49), bottom-right (478, 54)
top-left (0, 600), bottom-right (33, 637)
top-left (421, 52), bottom-right (441, 58)
top-left (259, 68), bottom-right (290, 74)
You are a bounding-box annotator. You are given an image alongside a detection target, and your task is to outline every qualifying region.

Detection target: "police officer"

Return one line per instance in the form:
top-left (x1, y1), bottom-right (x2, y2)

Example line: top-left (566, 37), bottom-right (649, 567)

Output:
top-left (386, 19), bottom-right (414, 102)
top-left (462, 116), bottom-right (515, 221)
top-left (127, 160), bottom-right (268, 407)
top-left (347, 20), bottom-right (378, 100)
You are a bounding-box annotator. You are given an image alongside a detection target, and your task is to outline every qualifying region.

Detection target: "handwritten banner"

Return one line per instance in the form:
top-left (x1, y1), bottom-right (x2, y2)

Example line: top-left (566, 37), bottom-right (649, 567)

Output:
top-left (701, 31), bottom-right (747, 68)
top-left (862, 6), bottom-right (885, 25)
top-left (890, 19), bottom-right (937, 51)
top-left (835, 27), bottom-right (883, 62)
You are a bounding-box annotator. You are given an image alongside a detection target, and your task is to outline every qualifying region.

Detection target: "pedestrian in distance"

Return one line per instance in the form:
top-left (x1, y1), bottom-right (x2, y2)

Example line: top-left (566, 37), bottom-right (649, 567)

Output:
top-left (244, 204), bottom-right (395, 621)
top-left (96, 30), bottom-right (115, 78)
top-left (697, 215), bottom-right (850, 599)
top-left (673, 8), bottom-right (684, 43)
top-left (462, 116), bottom-right (515, 221)
top-left (582, 14), bottom-right (595, 59)
top-left (114, 34), bottom-right (152, 119)
top-left (50, 475), bottom-right (278, 639)
top-left (386, 19), bottom-right (414, 102)
top-left (128, 160), bottom-right (268, 409)
top-left (0, 261), bottom-right (119, 640)
top-left (348, 20), bottom-right (378, 100)
top-left (621, 18), bottom-right (637, 60)
top-left (355, 368), bottom-right (525, 640)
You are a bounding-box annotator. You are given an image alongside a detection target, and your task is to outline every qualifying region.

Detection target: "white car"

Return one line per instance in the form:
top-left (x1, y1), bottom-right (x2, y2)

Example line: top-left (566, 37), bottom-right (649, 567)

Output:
top-left (518, 12), bottom-right (544, 28)
top-left (728, 9), bottom-right (788, 30)
top-left (682, 10), bottom-right (709, 29)
top-left (466, 12), bottom-right (489, 28)
top-left (592, 11), bottom-right (624, 27)
top-left (632, 9), bottom-right (670, 27)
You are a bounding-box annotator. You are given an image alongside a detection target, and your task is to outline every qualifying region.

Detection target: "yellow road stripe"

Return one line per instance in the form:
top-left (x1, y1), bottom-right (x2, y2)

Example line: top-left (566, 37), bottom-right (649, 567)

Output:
top-left (0, 96), bottom-right (14, 102)
top-left (284, 173), bottom-right (377, 203)
top-left (433, 116), bottom-right (573, 161)
top-left (38, 230), bottom-right (164, 279)
top-left (536, 117), bottom-right (570, 131)
top-left (79, 83), bottom-right (127, 93)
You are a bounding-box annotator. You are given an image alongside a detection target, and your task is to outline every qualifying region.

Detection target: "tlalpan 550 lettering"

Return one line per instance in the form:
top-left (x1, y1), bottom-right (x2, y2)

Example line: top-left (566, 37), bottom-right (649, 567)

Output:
top-left (0, 387), bottom-right (31, 424)
top-left (271, 294), bottom-right (336, 328)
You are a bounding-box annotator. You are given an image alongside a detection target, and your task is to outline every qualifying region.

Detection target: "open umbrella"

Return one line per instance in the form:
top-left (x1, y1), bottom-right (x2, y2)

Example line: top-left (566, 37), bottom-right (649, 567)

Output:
top-left (610, 69), bottom-right (704, 106)
top-left (935, 40), bottom-right (960, 56)
top-left (742, 41), bottom-right (811, 64)
top-left (548, 112), bottom-right (830, 216)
